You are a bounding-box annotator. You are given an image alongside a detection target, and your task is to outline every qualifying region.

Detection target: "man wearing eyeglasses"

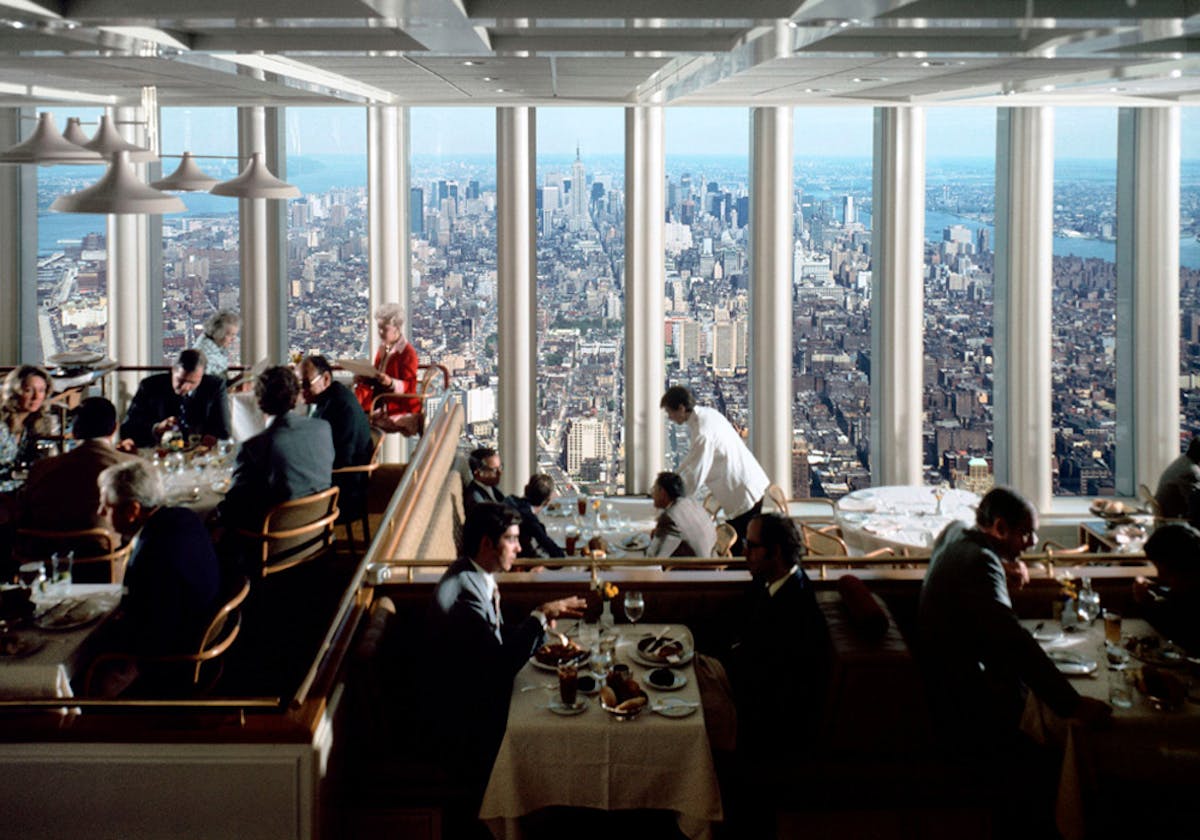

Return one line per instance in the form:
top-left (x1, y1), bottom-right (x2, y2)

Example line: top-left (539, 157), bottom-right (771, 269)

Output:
top-left (465, 445), bottom-right (506, 514)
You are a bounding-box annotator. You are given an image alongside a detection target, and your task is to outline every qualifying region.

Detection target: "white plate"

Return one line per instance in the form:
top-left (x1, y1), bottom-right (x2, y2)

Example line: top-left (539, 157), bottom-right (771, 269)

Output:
top-left (632, 636), bottom-right (694, 668)
top-left (548, 699), bottom-right (588, 716)
top-left (33, 599), bottom-right (105, 631)
top-left (1049, 651), bottom-right (1098, 676)
top-left (530, 649), bottom-right (591, 672)
top-left (645, 668), bottom-right (688, 691)
top-left (620, 533), bottom-right (650, 551)
top-left (652, 698), bottom-right (698, 718)
top-left (1030, 625), bottom-right (1063, 644)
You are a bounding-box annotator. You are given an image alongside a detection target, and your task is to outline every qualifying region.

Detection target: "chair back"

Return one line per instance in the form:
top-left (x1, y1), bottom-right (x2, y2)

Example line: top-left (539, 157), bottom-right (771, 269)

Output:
top-left (801, 521), bottom-right (851, 556)
top-left (237, 486), bottom-right (340, 577)
top-left (765, 483), bottom-right (789, 515)
top-left (188, 576), bottom-right (251, 683)
top-left (1138, 483), bottom-right (1162, 517)
top-left (702, 494), bottom-right (722, 521)
top-left (13, 527), bottom-right (132, 584)
top-left (713, 523), bottom-right (737, 558)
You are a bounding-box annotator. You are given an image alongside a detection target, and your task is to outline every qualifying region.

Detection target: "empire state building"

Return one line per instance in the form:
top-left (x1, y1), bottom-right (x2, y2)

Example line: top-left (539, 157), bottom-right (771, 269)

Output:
top-left (570, 143), bottom-right (588, 221)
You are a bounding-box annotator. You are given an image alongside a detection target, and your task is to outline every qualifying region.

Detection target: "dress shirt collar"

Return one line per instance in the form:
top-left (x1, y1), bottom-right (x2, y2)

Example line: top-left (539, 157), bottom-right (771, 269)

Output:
top-left (767, 564), bottom-right (799, 598)
top-left (469, 558), bottom-right (497, 600)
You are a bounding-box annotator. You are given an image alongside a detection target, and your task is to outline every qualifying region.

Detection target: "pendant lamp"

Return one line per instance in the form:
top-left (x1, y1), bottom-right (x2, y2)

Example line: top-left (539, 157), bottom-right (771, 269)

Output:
top-left (210, 152), bottom-right (300, 198)
top-left (81, 115), bottom-right (157, 163)
top-left (151, 152), bottom-right (220, 191)
top-left (0, 113), bottom-right (104, 165)
top-left (50, 150), bottom-right (185, 214)
top-left (61, 117), bottom-right (99, 150)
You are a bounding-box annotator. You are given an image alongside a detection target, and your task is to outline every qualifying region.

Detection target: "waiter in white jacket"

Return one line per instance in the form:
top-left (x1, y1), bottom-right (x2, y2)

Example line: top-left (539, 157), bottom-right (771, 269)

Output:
top-left (661, 385), bottom-right (770, 555)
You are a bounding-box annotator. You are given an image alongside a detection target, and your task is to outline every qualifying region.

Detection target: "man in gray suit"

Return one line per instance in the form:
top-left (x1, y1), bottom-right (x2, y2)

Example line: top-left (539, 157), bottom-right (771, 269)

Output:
top-left (218, 366), bottom-right (334, 537)
top-left (647, 470), bottom-right (717, 558)
top-left (423, 503), bottom-right (585, 792)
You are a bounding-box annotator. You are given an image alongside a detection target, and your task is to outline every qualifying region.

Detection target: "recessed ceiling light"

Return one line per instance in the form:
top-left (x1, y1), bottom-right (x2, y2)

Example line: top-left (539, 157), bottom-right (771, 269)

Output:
top-left (1109, 86), bottom-right (1123, 93)
top-left (787, 21), bottom-right (798, 29)
top-left (802, 88), bottom-right (830, 94)
top-left (8, 20), bottom-right (25, 29)
top-left (482, 76), bottom-right (496, 82)
top-left (1170, 69), bottom-right (1183, 79)
top-left (919, 60), bottom-right (949, 68)
top-left (463, 60), bottom-right (482, 66)
top-left (495, 88), bottom-right (506, 93)
top-left (1040, 84), bottom-right (1055, 92)
top-left (851, 77), bottom-right (884, 83)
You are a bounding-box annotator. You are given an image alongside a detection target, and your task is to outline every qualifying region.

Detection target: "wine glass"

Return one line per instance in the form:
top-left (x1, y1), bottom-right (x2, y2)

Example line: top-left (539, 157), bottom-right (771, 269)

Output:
top-left (623, 590), bottom-right (644, 625)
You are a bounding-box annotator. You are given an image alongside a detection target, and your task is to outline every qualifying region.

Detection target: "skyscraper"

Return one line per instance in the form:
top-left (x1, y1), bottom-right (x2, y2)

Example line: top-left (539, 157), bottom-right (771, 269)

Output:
top-left (570, 144), bottom-right (588, 220)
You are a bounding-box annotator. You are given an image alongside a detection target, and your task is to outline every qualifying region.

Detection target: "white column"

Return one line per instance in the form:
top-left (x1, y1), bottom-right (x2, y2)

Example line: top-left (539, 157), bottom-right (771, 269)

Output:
top-left (624, 107), bottom-right (666, 493)
top-left (994, 107), bottom-right (1054, 510)
top-left (0, 108), bottom-right (36, 364)
top-left (368, 106), bottom-right (411, 463)
top-left (1117, 107), bottom-right (1181, 497)
top-left (237, 107), bottom-right (270, 366)
top-left (108, 105), bottom-right (152, 411)
top-left (496, 107), bottom-right (537, 494)
top-left (368, 106), bottom-right (409, 344)
top-left (264, 108), bottom-right (288, 363)
top-left (749, 107), bottom-right (795, 492)
top-left (870, 107), bottom-right (925, 486)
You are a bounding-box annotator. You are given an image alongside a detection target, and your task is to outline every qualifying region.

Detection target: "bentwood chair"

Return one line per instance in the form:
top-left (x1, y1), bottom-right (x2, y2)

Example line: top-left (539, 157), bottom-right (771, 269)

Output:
top-left (368, 363), bottom-right (448, 437)
top-left (13, 527), bottom-right (133, 584)
top-left (85, 576), bottom-right (251, 696)
top-left (236, 487), bottom-right (340, 578)
top-left (1138, 483), bottom-right (1162, 518)
top-left (713, 523), bottom-right (738, 559)
top-left (332, 427), bottom-right (386, 556)
top-left (801, 522), bottom-right (895, 559)
top-left (703, 494), bottom-right (723, 521)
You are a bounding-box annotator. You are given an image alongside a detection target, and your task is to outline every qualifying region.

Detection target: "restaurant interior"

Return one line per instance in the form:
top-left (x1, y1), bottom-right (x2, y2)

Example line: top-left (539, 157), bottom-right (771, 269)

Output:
top-left (0, 2), bottom-right (1198, 838)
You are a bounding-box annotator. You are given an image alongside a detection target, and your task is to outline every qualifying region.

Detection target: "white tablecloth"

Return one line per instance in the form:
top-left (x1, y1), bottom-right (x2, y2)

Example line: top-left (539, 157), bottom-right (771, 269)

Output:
top-left (480, 624), bottom-right (723, 838)
top-left (836, 485), bottom-right (979, 553)
top-left (0, 584), bottom-right (123, 699)
top-left (1018, 618), bottom-right (1200, 840)
top-left (539, 497), bottom-right (659, 559)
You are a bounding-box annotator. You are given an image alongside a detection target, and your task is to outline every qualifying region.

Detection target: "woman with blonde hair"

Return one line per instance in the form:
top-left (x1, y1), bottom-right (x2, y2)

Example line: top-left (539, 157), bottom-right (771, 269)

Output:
top-left (193, 309), bottom-right (240, 379)
top-left (0, 365), bottom-right (58, 492)
top-left (354, 302), bottom-right (420, 421)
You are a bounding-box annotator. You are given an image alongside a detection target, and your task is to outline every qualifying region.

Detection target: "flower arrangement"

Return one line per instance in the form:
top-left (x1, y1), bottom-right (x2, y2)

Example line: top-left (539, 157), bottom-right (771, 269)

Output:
top-left (590, 564), bottom-right (618, 600)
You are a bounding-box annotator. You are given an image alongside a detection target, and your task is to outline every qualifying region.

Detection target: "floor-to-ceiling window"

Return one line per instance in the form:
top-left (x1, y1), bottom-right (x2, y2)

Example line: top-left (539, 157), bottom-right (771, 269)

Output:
top-left (35, 107), bottom-right (107, 358)
top-left (663, 108), bottom-right (751, 484)
top-left (409, 108), bottom-right (498, 445)
top-left (1179, 108), bottom-right (1200, 446)
top-left (1052, 108), bottom-right (1119, 496)
top-left (159, 107), bottom-right (240, 364)
top-left (791, 107), bottom-right (873, 499)
top-left (923, 108), bottom-right (996, 495)
top-left (283, 107), bottom-right (368, 360)
top-left (535, 109), bottom-right (625, 495)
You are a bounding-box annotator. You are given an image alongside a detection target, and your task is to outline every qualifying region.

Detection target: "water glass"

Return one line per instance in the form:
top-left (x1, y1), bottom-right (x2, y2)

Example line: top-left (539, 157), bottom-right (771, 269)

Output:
top-left (1108, 669), bottom-right (1133, 709)
top-left (557, 663), bottom-right (579, 706)
top-left (17, 561), bottom-right (45, 591)
top-left (623, 590), bottom-right (645, 624)
top-left (50, 551), bottom-right (73, 592)
top-left (1103, 610), bottom-right (1122, 645)
top-left (592, 636), bottom-right (615, 675)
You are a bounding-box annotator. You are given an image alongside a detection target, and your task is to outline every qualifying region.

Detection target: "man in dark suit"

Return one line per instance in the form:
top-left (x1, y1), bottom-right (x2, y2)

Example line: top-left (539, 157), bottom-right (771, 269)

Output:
top-left (507, 473), bottom-right (566, 559)
top-left (719, 512), bottom-right (829, 762)
top-left (218, 365), bottom-right (334, 538)
top-left (21, 397), bottom-right (136, 534)
top-left (118, 348), bottom-right (230, 449)
top-left (464, 446), bottom-right (506, 514)
top-left (299, 355), bottom-right (373, 516)
top-left (424, 503), bottom-right (585, 791)
top-left (97, 459), bottom-right (221, 690)
top-left (648, 470), bottom-right (717, 558)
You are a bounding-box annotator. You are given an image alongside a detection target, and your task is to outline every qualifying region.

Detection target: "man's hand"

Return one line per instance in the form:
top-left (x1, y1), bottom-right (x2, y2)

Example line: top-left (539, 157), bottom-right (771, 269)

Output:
top-left (1002, 559), bottom-right (1030, 590)
top-left (538, 596), bottom-right (587, 621)
top-left (1072, 696), bottom-right (1113, 728)
top-left (152, 416), bottom-right (179, 437)
top-left (116, 438), bottom-right (137, 454)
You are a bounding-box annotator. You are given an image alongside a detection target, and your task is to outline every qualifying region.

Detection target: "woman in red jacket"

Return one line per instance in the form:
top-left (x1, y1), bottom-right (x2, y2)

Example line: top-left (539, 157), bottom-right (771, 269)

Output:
top-left (355, 302), bottom-right (419, 421)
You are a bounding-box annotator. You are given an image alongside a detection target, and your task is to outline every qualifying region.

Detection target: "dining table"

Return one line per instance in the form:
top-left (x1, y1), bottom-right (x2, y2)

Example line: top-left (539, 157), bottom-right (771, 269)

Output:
top-left (143, 445), bottom-right (235, 520)
top-left (1018, 617), bottom-right (1200, 840)
top-left (538, 496), bottom-right (660, 560)
top-left (835, 485), bottom-right (980, 554)
top-left (478, 622), bottom-right (723, 839)
top-left (0, 583), bottom-right (123, 699)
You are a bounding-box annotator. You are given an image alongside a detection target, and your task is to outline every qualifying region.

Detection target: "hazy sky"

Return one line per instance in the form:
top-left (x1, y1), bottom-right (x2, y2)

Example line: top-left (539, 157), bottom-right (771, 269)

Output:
top-left (104, 103), bottom-right (1200, 160)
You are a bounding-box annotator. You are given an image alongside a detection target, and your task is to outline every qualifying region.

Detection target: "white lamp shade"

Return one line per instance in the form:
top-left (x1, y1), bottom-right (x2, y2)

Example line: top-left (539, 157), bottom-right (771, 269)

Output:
top-left (81, 115), bottom-right (158, 163)
top-left (62, 117), bottom-right (97, 149)
top-left (210, 152), bottom-right (300, 199)
top-left (151, 152), bottom-right (220, 192)
top-left (50, 150), bottom-right (185, 215)
top-left (0, 113), bottom-right (104, 165)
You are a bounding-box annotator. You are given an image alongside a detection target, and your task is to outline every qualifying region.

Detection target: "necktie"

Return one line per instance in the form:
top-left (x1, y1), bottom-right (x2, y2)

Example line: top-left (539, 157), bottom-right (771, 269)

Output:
top-left (493, 588), bottom-right (503, 628)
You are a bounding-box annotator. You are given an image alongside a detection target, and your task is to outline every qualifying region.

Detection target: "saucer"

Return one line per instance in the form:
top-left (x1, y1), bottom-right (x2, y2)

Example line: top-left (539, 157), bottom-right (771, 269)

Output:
top-left (548, 698), bottom-right (588, 716)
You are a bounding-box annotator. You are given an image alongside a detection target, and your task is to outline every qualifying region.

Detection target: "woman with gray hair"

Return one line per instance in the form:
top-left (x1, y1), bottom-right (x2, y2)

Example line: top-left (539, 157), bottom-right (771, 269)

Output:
top-left (193, 309), bottom-right (240, 378)
top-left (354, 302), bottom-right (420, 418)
